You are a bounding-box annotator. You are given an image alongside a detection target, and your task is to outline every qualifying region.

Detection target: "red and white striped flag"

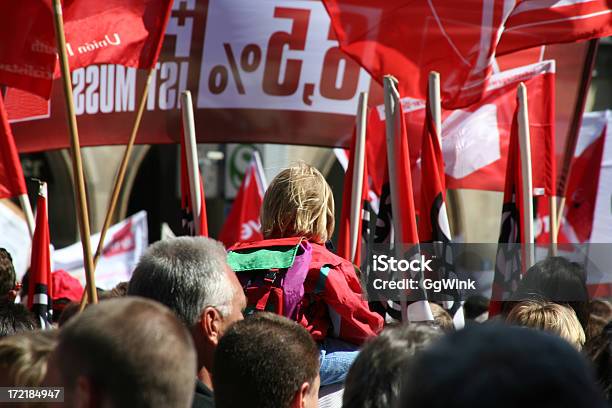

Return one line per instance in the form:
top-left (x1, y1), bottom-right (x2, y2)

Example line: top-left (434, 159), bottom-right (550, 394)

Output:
top-left (219, 151), bottom-right (267, 248)
top-left (28, 182), bottom-right (53, 329)
top-left (0, 0), bottom-right (173, 98)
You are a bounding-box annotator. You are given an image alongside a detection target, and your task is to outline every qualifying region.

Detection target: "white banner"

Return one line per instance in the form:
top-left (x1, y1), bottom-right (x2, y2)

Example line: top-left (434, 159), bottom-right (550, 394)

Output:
top-left (53, 211), bottom-right (148, 290)
top-left (198, 0), bottom-right (371, 114)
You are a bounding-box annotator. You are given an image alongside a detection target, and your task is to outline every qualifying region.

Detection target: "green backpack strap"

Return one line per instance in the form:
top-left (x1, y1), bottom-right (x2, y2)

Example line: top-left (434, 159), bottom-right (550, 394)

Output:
top-left (227, 243), bottom-right (301, 272)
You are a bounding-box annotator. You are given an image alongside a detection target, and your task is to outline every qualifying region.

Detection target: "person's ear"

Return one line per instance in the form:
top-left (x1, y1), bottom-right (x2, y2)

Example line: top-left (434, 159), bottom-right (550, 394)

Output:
top-left (200, 306), bottom-right (223, 347)
top-left (290, 382), bottom-right (311, 408)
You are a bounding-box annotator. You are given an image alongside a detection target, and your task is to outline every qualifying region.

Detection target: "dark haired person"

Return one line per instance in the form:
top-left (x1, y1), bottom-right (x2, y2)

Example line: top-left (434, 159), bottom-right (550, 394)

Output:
top-left (214, 313), bottom-right (319, 408)
top-left (46, 297), bottom-right (197, 408)
top-left (399, 324), bottom-right (607, 408)
top-left (0, 301), bottom-right (37, 338)
top-left (128, 237), bottom-right (246, 408)
top-left (0, 248), bottom-right (18, 303)
top-left (507, 257), bottom-right (590, 331)
top-left (343, 323), bottom-right (442, 408)
top-left (584, 321), bottom-right (612, 402)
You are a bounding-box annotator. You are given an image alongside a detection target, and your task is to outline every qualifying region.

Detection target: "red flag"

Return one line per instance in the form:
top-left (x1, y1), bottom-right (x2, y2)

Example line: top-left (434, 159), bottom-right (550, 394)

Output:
top-left (419, 96), bottom-right (451, 243)
top-left (0, 94), bottom-right (27, 199)
top-left (336, 129), bottom-right (370, 266)
top-left (0, 0), bottom-right (173, 98)
top-left (322, 0), bottom-right (611, 108)
top-left (490, 104), bottom-right (525, 316)
top-left (180, 136), bottom-right (208, 237)
top-left (497, 1), bottom-right (612, 55)
top-left (219, 152), bottom-right (267, 248)
top-left (28, 183), bottom-right (53, 328)
top-left (367, 61), bottom-right (556, 196)
top-left (391, 104), bottom-right (420, 244)
top-left (536, 117), bottom-right (607, 244)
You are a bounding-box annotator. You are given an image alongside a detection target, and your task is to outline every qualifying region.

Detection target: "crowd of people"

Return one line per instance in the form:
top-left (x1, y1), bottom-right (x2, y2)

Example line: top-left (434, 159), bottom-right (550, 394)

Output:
top-left (0, 163), bottom-right (610, 407)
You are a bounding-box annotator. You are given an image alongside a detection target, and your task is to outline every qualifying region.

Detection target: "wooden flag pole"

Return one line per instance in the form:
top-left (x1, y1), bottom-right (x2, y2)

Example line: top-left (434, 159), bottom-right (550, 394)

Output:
top-left (78, 68), bottom-right (156, 309)
top-left (428, 72), bottom-right (442, 139)
top-left (52, 0), bottom-right (97, 304)
top-left (383, 76), bottom-right (407, 322)
top-left (383, 76), bottom-right (403, 247)
top-left (549, 195), bottom-right (558, 255)
top-left (349, 92), bottom-right (368, 264)
top-left (181, 90), bottom-right (202, 236)
top-left (517, 83), bottom-right (535, 268)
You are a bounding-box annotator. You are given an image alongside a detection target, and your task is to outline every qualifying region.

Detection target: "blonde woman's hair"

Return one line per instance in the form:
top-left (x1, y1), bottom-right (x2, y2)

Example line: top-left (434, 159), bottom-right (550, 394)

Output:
top-left (0, 329), bottom-right (58, 386)
top-left (506, 300), bottom-right (586, 350)
top-left (261, 163), bottom-right (334, 243)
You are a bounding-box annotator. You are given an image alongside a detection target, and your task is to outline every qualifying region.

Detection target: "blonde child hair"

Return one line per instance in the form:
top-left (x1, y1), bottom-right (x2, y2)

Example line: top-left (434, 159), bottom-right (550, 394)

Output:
top-left (261, 162), bottom-right (334, 243)
top-left (506, 300), bottom-right (586, 350)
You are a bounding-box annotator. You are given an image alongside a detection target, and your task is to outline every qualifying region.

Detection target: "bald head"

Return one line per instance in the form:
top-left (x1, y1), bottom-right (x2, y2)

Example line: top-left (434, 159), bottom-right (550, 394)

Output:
top-left (52, 297), bottom-right (196, 408)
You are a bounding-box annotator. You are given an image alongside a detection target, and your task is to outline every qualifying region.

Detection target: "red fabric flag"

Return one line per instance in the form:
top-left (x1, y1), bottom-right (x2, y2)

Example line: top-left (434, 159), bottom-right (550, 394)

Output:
top-left (394, 105), bottom-right (420, 244)
top-left (336, 129), bottom-right (370, 266)
top-left (497, 1), bottom-right (612, 55)
top-left (28, 183), bottom-right (53, 328)
top-left (322, 0), bottom-right (611, 108)
top-left (419, 97), bottom-right (451, 243)
top-left (180, 136), bottom-right (208, 237)
top-left (536, 120), bottom-right (607, 244)
top-left (366, 92), bottom-right (433, 323)
top-left (219, 152), bottom-right (267, 248)
top-left (490, 104), bottom-right (525, 316)
top-left (366, 61), bottom-right (556, 197)
top-left (0, 94), bottom-right (28, 199)
top-left (0, 0), bottom-right (173, 98)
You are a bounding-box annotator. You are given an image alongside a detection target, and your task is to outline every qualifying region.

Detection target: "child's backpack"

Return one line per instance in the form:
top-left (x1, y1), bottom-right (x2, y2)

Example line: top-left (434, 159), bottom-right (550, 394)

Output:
top-left (227, 237), bottom-right (312, 320)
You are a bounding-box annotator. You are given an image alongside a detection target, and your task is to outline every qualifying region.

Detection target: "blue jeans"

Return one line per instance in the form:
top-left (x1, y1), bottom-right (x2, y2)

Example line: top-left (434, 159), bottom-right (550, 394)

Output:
top-left (318, 338), bottom-right (360, 386)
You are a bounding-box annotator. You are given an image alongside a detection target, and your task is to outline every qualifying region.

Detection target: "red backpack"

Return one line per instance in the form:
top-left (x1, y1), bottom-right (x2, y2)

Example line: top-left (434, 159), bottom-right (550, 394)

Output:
top-left (227, 237), bottom-right (313, 320)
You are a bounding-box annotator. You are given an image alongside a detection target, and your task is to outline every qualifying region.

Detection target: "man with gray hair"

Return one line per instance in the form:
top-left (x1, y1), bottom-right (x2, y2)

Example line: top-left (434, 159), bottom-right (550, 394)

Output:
top-left (128, 237), bottom-right (246, 408)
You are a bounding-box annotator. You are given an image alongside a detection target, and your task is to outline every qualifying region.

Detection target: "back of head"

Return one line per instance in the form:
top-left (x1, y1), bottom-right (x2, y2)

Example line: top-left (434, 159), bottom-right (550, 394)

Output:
top-left (128, 236), bottom-right (232, 326)
top-left (584, 321), bottom-right (612, 401)
top-left (343, 323), bottom-right (442, 408)
top-left (0, 302), bottom-right (37, 338)
top-left (55, 297), bottom-right (196, 408)
top-left (0, 329), bottom-right (57, 386)
top-left (214, 312), bottom-right (319, 408)
top-left (399, 324), bottom-right (607, 408)
top-left (0, 249), bottom-right (16, 300)
top-left (513, 256), bottom-right (590, 330)
top-left (261, 163), bottom-right (334, 243)
top-left (429, 303), bottom-right (455, 332)
top-left (506, 299), bottom-right (586, 349)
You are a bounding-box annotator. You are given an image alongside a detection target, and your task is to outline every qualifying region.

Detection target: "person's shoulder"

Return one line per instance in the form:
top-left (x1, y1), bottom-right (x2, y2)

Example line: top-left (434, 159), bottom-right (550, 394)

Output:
top-left (309, 243), bottom-right (352, 269)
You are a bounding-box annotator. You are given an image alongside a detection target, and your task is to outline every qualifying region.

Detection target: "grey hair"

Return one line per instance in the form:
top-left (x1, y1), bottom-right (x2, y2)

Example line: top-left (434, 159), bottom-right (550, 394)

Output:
top-left (128, 237), bottom-right (234, 326)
